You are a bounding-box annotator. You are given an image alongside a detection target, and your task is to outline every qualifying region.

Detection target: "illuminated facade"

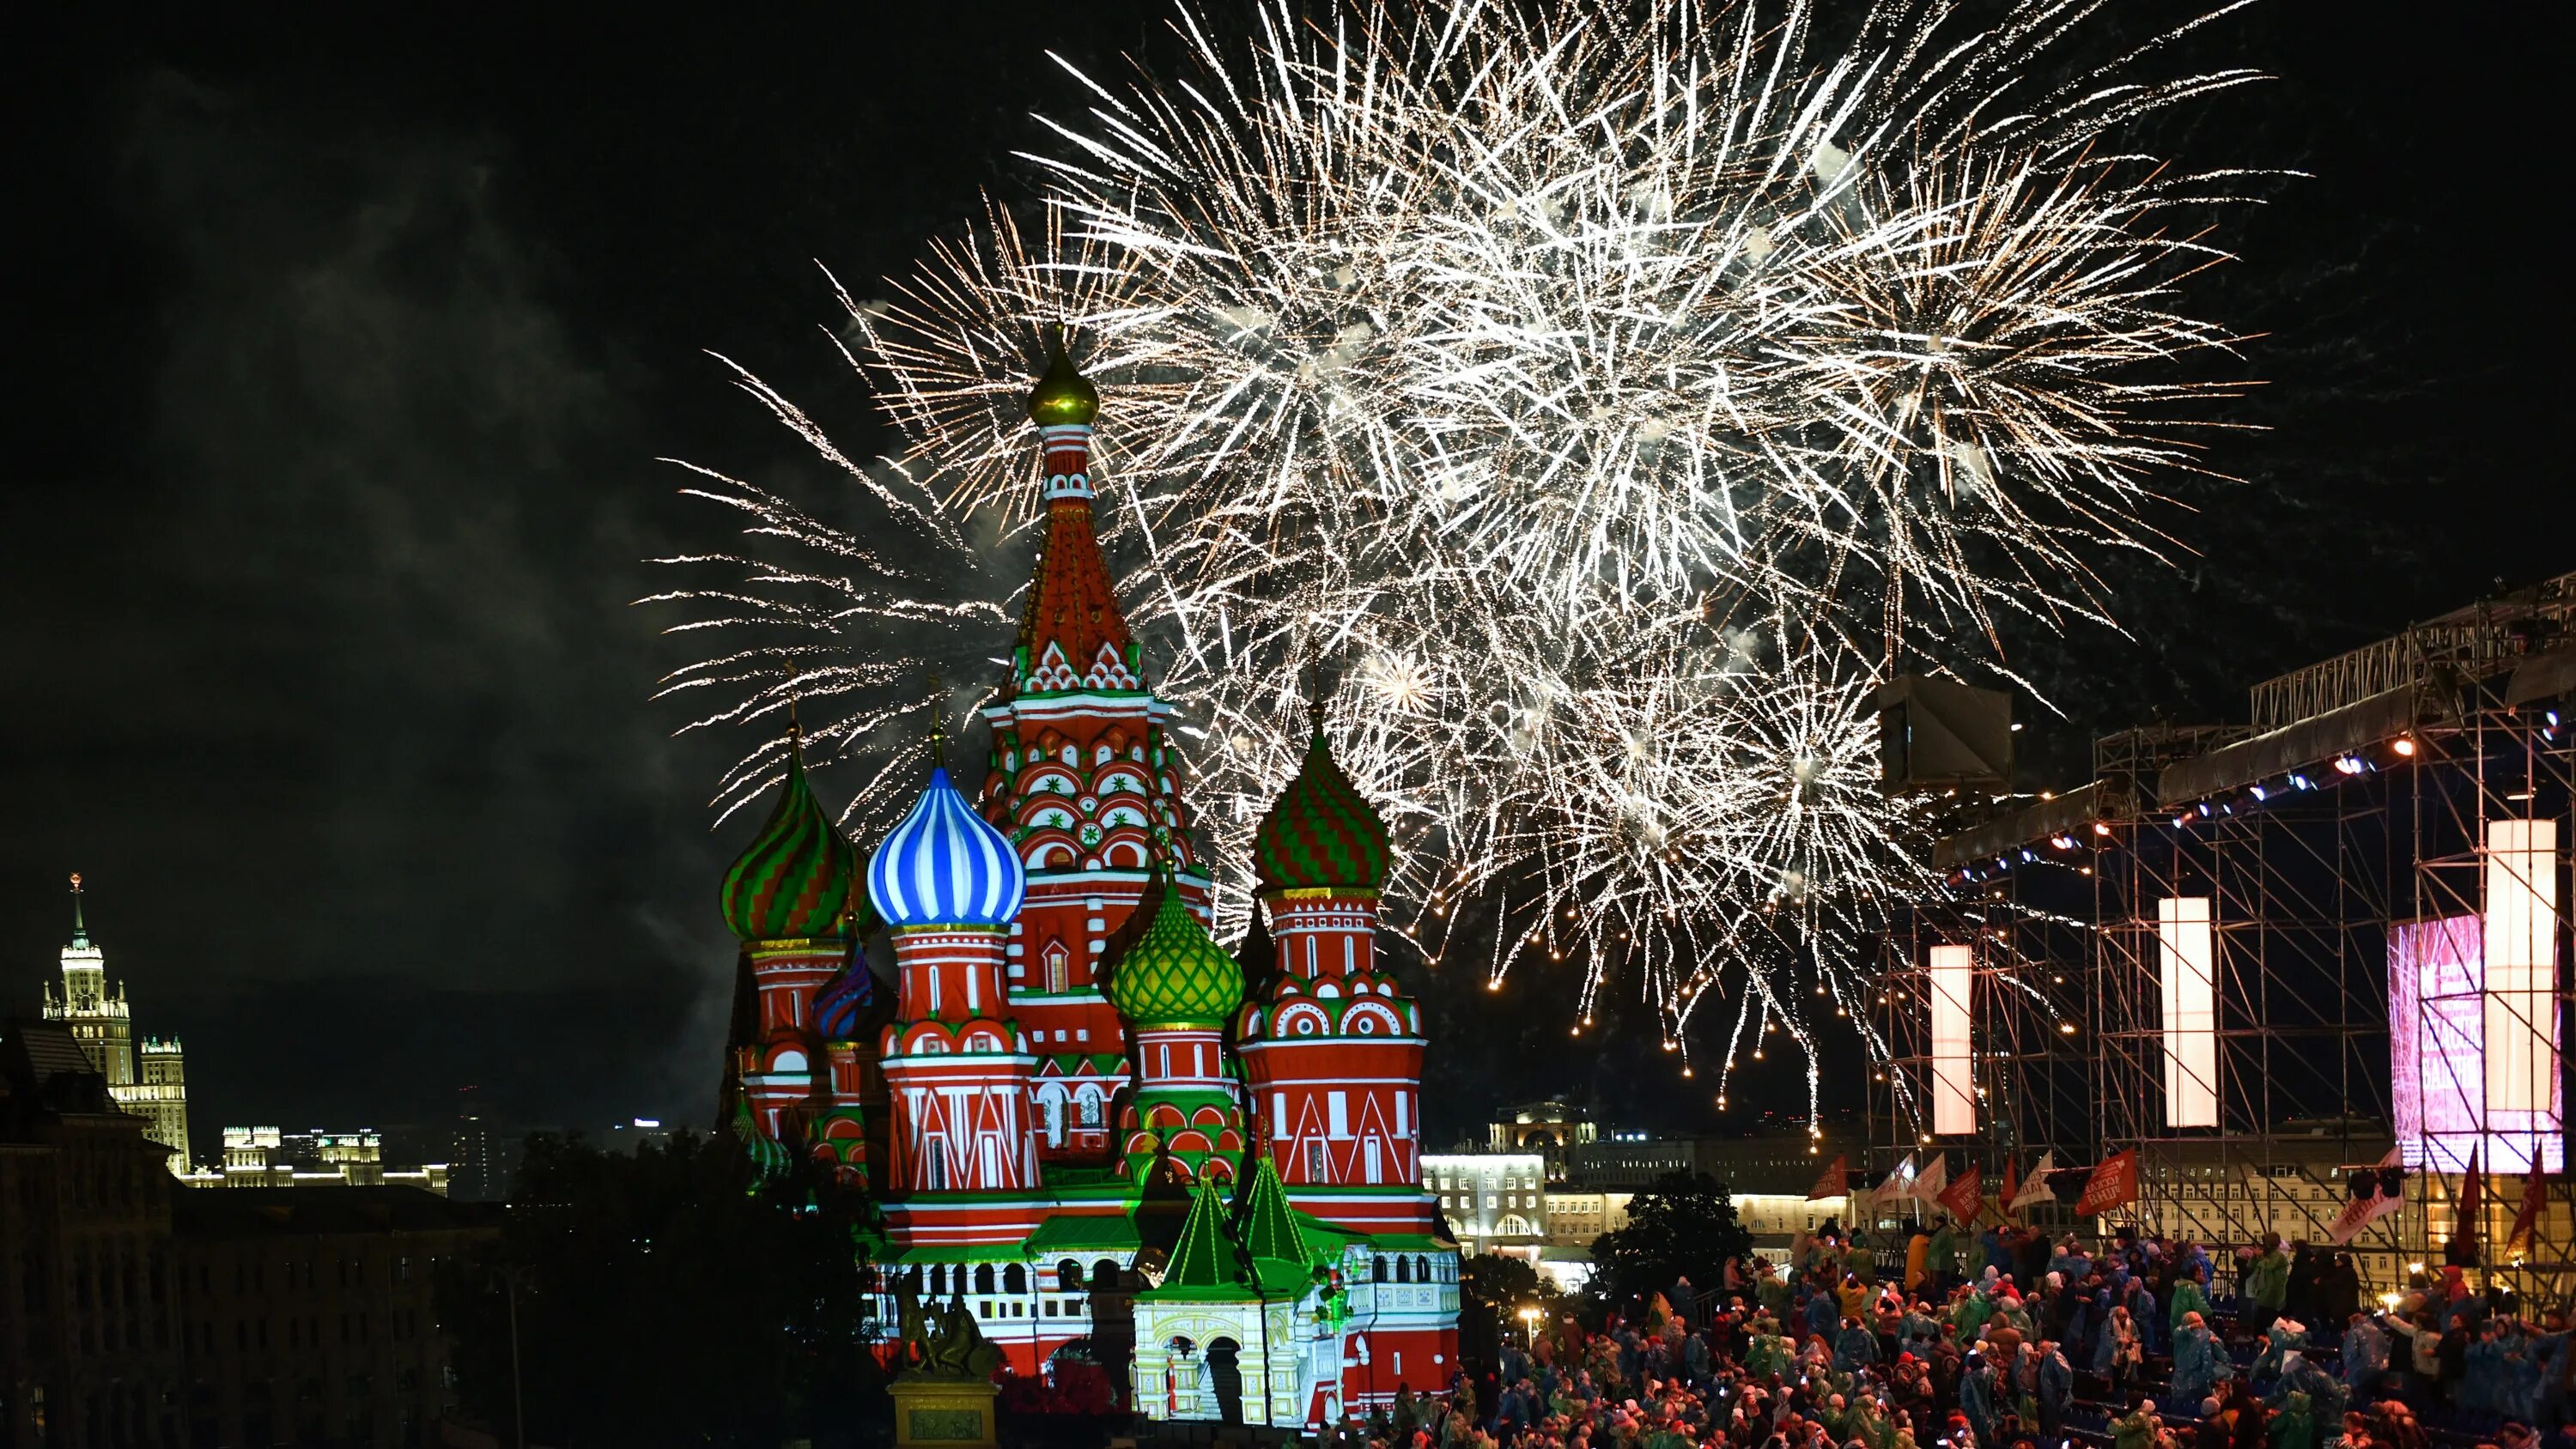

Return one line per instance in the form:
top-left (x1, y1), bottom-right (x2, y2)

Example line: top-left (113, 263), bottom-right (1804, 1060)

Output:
top-left (41, 875), bottom-right (193, 1174)
top-left (714, 349), bottom-right (1457, 1424)
top-left (185, 1126), bottom-right (452, 1194)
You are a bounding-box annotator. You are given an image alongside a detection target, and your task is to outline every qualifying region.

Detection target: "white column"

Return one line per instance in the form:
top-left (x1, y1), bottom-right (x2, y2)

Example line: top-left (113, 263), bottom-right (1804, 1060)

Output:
top-left (2156, 896), bottom-right (2220, 1128)
top-left (1929, 945), bottom-right (1974, 1136)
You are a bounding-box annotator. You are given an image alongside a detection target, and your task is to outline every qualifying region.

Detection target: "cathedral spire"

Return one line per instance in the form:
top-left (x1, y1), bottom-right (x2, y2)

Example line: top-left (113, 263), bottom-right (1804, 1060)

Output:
top-left (1011, 339), bottom-right (1139, 698)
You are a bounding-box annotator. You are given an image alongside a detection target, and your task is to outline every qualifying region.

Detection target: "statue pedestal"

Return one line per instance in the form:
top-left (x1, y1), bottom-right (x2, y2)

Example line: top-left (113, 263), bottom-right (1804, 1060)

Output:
top-left (890, 1377), bottom-right (1001, 1449)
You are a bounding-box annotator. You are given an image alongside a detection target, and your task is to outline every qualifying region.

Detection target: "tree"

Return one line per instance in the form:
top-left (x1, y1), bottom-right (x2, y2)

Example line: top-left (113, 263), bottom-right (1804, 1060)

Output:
top-left (1586, 1171), bottom-right (1753, 1317)
top-left (1458, 1252), bottom-right (1559, 1367)
top-left (440, 1131), bottom-right (885, 1447)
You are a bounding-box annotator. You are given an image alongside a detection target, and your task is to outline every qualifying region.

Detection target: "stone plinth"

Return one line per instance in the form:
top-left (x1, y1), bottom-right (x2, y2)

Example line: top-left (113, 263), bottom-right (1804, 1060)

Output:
top-left (890, 1377), bottom-right (1000, 1449)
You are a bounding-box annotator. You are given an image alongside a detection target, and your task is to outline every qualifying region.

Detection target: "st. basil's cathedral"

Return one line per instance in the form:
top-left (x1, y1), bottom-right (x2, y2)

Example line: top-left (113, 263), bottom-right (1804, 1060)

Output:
top-left (715, 348), bottom-right (1460, 1427)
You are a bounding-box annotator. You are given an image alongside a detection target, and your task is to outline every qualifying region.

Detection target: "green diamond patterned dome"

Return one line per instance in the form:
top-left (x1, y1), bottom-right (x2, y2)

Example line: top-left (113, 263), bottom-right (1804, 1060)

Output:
top-left (720, 745), bottom-right (855, 942)
top-left (1108, 875), bottom-right (1243, 1028)
top-left (1253, 731), bottom-right (1391, 894)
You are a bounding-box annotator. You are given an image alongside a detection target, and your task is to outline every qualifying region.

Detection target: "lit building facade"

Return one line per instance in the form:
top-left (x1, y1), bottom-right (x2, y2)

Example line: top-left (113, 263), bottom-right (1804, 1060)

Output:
top-left (189, 1126), bottom-right (452, 1194)
top-left (40, 875), bottom-right (192, 1174)
top-left (1424, 1153), bottom-right (1550, 1258)
top-left (715, 349), bottom-right (1457, 1425)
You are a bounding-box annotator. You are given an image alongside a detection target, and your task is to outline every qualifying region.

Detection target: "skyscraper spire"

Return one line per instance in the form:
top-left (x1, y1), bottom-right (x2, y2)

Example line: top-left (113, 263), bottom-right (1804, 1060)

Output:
top-left (69, 871), bottom-right (90, 949)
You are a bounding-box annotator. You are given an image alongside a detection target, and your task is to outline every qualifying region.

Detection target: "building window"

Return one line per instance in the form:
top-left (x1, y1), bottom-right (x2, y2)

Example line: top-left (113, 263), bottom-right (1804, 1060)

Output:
top-left (1307, 1141), bottom-right (1327, 1181)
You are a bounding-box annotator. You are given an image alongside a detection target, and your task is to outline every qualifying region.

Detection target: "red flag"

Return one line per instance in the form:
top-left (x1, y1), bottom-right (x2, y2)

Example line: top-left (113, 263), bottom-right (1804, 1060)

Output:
top-left (1939, 1161), bottom-right (1985, 1224)
top-left (1999, 1159), bottom-right (2021, 1220)
top-left (2446, 1146), bottom-right (2483, 1268)
top-left (2507, 1167), bottom-right (2549, 1254)
top-left (2076, 1150), bottom-right (2138, 1216)
top-left (1807, 1154), bottom-right (1849, 1202)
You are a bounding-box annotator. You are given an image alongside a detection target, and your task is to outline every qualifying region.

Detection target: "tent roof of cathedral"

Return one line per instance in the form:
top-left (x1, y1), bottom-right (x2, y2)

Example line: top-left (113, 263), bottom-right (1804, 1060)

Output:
top-left (1104, 866), bottom-right (1242, 1028)
top-left (1232, 1153), bottom-right (1321, 1268)
top-left (1010, 350), bottom-right (1137, 697)
top-left (865, 765), bottom-right (1026, 929)
top-left (720, 739), bottom-right (856, 943)
top-left (1140, 1175), bottom-right (1249, 1299)
top-left (1252, 730), bottom-right (1391, 894)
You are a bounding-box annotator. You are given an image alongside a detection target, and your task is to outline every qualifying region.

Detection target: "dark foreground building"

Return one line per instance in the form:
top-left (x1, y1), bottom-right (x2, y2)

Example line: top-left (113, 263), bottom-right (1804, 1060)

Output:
top-left (3, 1019), bottom-right (500, 1447)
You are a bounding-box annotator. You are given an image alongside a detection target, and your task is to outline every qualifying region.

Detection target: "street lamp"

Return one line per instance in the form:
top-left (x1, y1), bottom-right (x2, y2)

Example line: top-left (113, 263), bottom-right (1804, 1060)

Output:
top-left (1516, 1306), bottom-right (1542, 1346)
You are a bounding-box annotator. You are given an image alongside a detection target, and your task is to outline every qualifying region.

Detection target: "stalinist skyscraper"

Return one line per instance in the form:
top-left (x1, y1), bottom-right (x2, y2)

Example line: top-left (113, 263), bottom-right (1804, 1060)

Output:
top-left (42, 874), bottom-right (192, 1173)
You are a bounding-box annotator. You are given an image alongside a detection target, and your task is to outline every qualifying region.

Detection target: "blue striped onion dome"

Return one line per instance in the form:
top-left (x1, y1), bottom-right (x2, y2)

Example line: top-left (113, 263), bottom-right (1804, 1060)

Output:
top-left (865, 767), bottom-right (1027, 929)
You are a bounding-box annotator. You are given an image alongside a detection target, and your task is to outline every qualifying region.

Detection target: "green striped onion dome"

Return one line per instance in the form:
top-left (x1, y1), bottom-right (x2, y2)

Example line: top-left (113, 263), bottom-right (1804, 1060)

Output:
top-left (1108, 878), bottom-right (1243, 1028)
top-left (1252, 731), bottom-right (1391, 894)
top-left (720, 746), bottom-right (855, 942)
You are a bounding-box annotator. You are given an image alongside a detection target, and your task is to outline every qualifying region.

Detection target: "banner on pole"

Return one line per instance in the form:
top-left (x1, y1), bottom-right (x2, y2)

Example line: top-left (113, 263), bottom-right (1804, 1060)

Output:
top-left (2075, 1149), bottom-right (2137, 1216)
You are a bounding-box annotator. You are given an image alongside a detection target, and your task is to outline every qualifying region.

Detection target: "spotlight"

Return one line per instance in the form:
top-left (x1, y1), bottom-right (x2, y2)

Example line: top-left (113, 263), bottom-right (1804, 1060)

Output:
top-left (2392, 736), bottom-right (2418, 758)
top-left (2290, 773), bottom-right (2313, 791)
top-left (2196, 802), bottom-right (2212, 817)
top-left (2333, 755), bottom-right (2366, 776)
top-left (2093, 821), bottom-right (2113, 837)
top-left (2251, 785), bottom-right (2267, 802)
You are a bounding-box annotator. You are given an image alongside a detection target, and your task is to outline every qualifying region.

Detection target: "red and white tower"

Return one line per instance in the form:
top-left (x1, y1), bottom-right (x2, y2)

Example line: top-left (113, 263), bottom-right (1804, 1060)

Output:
top-left (1236, 731), bottom-right (1437, 1235)
top-left (980, 344), bottom-right (1215, 1165)
top-left (718, 737), bottom-right (856, 1149)
top-left (869, 756), bottom-right (1042, 1249)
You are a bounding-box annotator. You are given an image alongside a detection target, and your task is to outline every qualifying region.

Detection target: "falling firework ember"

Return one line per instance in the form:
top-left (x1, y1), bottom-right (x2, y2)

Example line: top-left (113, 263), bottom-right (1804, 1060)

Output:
top-left (653, 0), bottom-right (2262, 1117)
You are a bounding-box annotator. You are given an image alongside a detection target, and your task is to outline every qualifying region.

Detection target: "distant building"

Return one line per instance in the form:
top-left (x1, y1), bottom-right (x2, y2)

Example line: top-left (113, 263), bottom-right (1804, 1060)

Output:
top-left (1486, 1101), bottom-right (1597, 1179)
top-left (39, 875), bottom-right (192, 1173)
top-left (184, 1126), bottom-right (451, 1195)
top-left (168, 1187), bottom-right (495, 1446)
top-left (448, 1086), bottom-right (497, 1202)
top-left (1, 1017), bottom-right (493, 1446)
top-left (1423, 1152), bottom-right (1549, 1258)
top-left (0, 1016), bottom-right (187, 1445)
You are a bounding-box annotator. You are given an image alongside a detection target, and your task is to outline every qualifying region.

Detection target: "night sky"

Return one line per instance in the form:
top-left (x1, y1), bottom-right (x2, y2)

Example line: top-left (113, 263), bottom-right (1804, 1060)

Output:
top-left (5, 4), bottom-right (2561, 1161)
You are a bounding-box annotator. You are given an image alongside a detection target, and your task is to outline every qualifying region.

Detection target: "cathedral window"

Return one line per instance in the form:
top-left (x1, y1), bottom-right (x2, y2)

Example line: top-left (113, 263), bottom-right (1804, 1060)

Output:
top-left (1307, 1141), bottom-right (1327, 1181)
top-left (1004, 1264), bottom-right (1027, 1294)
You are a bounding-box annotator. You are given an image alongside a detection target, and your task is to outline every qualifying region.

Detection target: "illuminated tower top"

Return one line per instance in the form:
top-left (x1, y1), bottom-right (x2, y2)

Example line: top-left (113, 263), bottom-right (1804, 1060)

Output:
top-left (1008, 340), bottom-right (1142, 701)
top-left (54, 873), bottom-right (112, 1013)
top-left (1252, 731), bottom-right (1393, 897)
top-left (1107, 870), bottom-right (1245, 1029)
top-left (720, 733), bottom-right (856, 943)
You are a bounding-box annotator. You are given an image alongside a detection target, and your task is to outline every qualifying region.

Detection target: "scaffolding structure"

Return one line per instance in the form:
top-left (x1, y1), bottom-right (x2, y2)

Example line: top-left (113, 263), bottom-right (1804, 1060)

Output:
top-left (1869, 571), bottom-right (2576, 1306)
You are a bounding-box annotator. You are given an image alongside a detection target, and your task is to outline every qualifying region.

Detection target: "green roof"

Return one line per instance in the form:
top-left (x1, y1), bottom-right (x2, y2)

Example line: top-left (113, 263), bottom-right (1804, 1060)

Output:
top-left (1026, 1215), bottom-right (1144, 1253)
top-left (1233, 1155), bottom-right (1316, 1266)
top-left (1146, 1176), bottom-right (1247, 1296)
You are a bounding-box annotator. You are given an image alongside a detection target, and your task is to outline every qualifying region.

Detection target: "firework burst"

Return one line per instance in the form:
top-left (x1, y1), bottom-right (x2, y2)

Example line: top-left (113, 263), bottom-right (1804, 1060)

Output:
top-left (653, 0), bottom-right (2262, 1123)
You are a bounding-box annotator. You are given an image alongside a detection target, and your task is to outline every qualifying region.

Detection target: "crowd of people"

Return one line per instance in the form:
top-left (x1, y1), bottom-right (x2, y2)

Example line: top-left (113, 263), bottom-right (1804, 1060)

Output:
top-left (1358, 1222), bottom-right (2573, 1449)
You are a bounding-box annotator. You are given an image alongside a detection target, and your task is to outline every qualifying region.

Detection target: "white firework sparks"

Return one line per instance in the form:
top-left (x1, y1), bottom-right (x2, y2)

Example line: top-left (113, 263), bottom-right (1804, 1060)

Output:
top-left (653, 0), bottom-right (2261, 1123)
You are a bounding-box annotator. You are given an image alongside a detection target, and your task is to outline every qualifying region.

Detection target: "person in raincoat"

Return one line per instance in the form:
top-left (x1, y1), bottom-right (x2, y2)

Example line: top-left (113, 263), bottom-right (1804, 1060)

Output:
top-left (2170, 1271), bottom-right (2214, 1338)
top-left (1959, 1349), bottom-right (1999, 1449)
top-left (2099, 1303), bottom-right (2144, 1394)
top-left (1927, 1220), bottom-right (1961, 1294)
top-left (2341, 1312), bottom-right (2389, 1397)
top-left (1747, 1319), bottom-right (1794, 1379)
top-left (2172, 1310), bottom-right (2232, 1405)
top-left (2250, 1319), bottom-right (2304, 1392)
top-left (1836, 1317), bottom-right (1881, 1373)
top-left (2034, 1339), bottom-right (2073, 1442)
top-left (2111, 1400), bottom-right (2160, 1449)
top-left (2242, 1239), bottom-right (2291, 1338)
top-left (2263, 1391), bottom-right (2314, 1449)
